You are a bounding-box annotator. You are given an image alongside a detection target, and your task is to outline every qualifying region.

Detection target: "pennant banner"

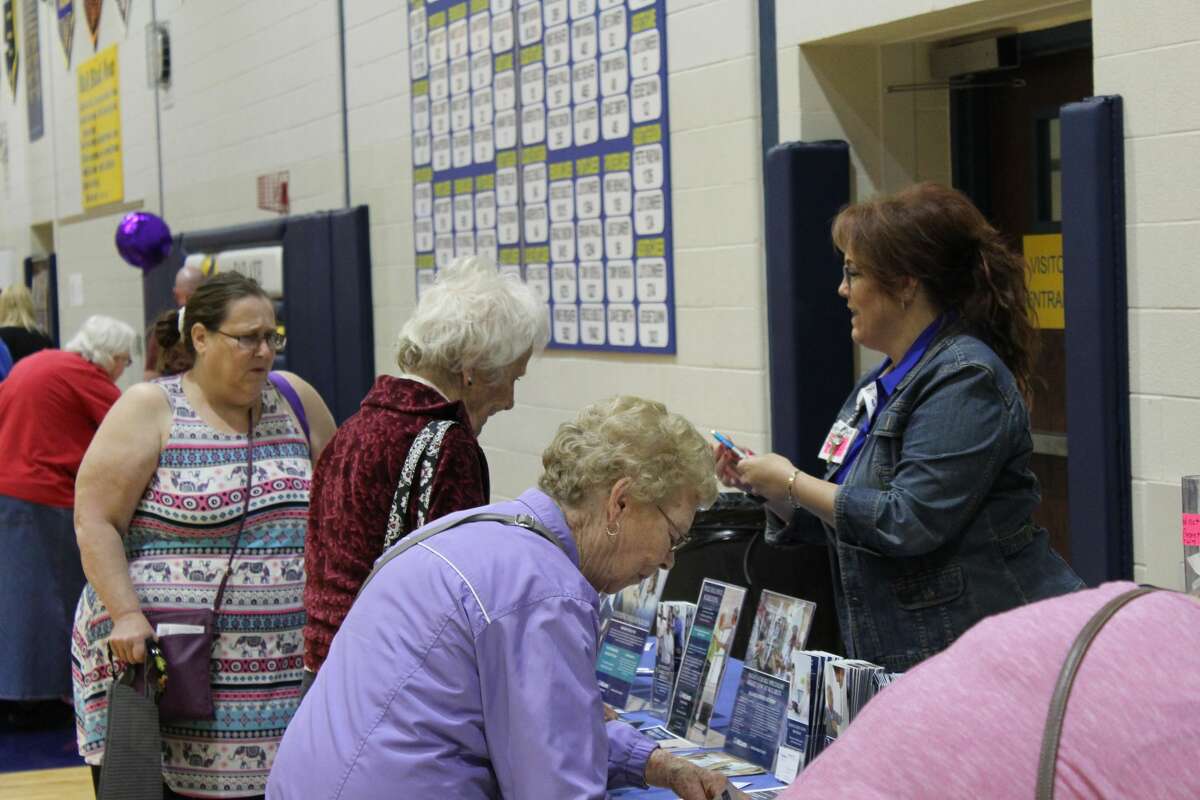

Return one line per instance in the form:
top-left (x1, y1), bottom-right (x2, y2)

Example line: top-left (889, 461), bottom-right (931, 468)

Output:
top-left (83, 0), bottom-right (99, 49)
top-left (23, 0), bottom-right (41, 140)
top-left (3, 0), bottom-right (16, 99)
top-left (57, 0), bottom-right (73, 67)
top-left (116, 0), bottom-right (129, 27)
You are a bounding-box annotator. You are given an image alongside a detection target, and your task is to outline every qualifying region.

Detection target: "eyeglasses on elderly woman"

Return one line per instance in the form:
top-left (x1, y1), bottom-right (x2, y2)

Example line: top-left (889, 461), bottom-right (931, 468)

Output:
top-left (656, 504), bottom-right (693, 553)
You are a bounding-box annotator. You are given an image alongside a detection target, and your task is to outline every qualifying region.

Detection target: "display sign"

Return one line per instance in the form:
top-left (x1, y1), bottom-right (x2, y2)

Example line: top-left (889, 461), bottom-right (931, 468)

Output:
top-left (666, 578), bottom-right (746, 741)
top-left (77, 44), bottom-right (123, 210)
top-left (725, 667), bottom-right (789, 770)
top-left (595, 568), bottom-right (666, 709)
top-left (407, 0), bottom-right (677, 353)
top-left (1023, 233), bottom-right (1064, 330)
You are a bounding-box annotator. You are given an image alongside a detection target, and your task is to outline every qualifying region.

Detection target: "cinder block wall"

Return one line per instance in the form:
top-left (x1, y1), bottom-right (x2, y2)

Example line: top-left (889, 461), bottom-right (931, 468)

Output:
top-left (1094, 0), bottom-right (1200, 588)
top-left (345, 0), bottom-right (773, 500)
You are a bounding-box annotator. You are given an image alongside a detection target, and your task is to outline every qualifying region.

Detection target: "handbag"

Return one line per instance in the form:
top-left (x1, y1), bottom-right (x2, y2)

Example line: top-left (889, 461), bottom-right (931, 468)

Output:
top-left (97, 668), bottom-right (163, 800)
top-left (140, 410), bottom-right (256, 722)
top-left (1035, 586), bottom-right (1157, 799)
top-left (382, 419), bottom-right (457, 551)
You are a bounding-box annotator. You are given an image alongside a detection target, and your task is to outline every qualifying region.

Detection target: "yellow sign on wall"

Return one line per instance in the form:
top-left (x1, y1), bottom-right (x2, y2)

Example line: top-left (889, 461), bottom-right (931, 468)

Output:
top-left (78, 44), bottom-right (122, 210)
top-left (1023, 233), bottom-right (1064, 330)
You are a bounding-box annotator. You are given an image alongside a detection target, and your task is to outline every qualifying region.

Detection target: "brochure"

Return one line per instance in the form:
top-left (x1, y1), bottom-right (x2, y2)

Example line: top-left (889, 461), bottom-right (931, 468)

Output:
top-left (725, 666), bottom-right (790, 770)
top-left (594, 569), bottom-right (668, 709)
top-left (637, 725), bottom-right (696, 751)
top-left (743, 590), bottom-right (816, 680)
top-left (665, 579), bottom-right (746, 741)
top-left (651, 600), bottom-right (695, 714)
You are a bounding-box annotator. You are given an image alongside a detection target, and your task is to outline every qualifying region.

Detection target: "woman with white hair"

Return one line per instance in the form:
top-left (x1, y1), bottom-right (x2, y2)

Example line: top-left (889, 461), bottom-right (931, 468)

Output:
top-left (302, 255), bottom-right (549, 679)
top-left (0, 281), bottom-right (55, 364)
top-left (0, 314), bottom-right (136, 711)
top-left (270, 396), bottom-right (739, 799)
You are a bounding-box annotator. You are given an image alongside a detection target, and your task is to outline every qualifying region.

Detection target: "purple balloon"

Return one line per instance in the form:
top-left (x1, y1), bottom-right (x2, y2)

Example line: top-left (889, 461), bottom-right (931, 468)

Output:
top-left (115, 212), bottom-right (173, 271)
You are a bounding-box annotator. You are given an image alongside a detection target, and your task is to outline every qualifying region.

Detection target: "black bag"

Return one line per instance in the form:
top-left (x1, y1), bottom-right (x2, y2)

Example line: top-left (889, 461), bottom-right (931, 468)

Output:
top-left (97, 669), bottom-right (163, 800)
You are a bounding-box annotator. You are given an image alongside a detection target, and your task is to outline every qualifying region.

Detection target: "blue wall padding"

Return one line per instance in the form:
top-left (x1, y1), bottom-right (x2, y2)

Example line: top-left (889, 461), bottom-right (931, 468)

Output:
top-left (1060, 95), bottom-right (1132, 584)
top-left (764, 141), bottom-right (854, 473)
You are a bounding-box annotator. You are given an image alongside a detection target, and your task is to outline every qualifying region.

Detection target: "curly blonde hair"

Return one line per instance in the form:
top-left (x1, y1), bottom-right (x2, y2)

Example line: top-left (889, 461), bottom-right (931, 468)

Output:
top-left (539, 396), bottom-right (719, 510)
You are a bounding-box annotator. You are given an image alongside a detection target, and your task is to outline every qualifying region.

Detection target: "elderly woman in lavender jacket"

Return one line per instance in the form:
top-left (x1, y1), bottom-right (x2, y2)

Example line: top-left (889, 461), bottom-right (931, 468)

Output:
top-left (268, 396), bottom-right (736, 799)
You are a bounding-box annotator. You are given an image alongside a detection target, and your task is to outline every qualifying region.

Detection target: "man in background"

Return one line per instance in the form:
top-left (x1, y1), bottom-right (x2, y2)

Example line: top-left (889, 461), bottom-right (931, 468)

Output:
top-left (143, 263), bottom-right (202, 380)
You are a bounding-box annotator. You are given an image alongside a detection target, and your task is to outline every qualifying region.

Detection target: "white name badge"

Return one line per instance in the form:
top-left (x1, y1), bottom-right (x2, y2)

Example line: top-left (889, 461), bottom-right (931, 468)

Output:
top-left (818, 419), bottom-right (859, 465)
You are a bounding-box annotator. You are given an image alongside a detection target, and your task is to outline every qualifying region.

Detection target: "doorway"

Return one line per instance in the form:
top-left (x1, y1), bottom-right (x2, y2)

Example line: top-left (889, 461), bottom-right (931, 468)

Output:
top-left (951, 21), bottom-right (1093, 566)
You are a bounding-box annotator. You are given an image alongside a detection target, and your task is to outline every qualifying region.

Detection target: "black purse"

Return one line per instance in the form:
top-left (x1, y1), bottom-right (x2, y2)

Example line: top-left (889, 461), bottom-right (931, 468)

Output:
top-left (97, 669), bottom-right (163, 800)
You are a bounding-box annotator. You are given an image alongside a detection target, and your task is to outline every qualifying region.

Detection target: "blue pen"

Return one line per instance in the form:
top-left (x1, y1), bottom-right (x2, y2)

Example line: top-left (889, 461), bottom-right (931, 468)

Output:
top-left (710, 430), bottom-right (750, 460)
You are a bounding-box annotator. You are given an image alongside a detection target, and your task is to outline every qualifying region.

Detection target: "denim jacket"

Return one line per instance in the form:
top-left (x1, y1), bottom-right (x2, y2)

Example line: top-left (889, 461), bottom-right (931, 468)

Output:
top-left (769, 330), bottom-right (1082, 672)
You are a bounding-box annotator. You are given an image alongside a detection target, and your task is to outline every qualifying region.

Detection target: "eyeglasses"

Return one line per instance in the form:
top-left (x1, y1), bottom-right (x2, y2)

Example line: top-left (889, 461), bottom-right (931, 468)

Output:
top-left (656, 504), bottom-right (692, 553)
top-left (842, 263), bottom-right (863, 288)
top-left (215, 329), bottom-right (287, 352)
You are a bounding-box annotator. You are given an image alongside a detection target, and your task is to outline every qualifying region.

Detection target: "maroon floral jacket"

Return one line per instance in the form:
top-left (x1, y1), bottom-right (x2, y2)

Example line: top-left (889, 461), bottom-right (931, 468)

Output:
top-left (303, 376), bottom-right (488, 670)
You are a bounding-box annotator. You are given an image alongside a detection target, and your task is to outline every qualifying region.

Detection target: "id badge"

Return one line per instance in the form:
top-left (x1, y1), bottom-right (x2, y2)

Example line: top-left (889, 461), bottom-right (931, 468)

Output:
top-left (818, 419), bottom-right (859, 465)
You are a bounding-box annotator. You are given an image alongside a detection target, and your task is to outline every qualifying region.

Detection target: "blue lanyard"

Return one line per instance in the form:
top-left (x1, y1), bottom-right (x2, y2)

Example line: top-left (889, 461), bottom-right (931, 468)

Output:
top-left (832, 316), bottom-right (944, 484)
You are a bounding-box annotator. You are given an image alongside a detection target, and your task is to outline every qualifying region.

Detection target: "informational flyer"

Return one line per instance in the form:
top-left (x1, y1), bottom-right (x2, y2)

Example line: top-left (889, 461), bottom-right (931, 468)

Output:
top-left (408, 0), bottom-right (677, 353)
top-left (665, 579), bottom-right (746, 740)
top-left (725, 667), bottom-right (789, 770)
top-left (743, 590), bottom-right (816, 680)
top-left (595, 618), bottom-right (646, 708)
top-left (595, 568), bottom-right (667, 709)
top-left (651, 600), bottom-right (694, 714)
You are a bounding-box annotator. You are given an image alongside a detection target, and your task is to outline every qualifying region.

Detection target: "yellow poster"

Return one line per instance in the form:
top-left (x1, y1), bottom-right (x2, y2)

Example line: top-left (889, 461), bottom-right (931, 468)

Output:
top-left (1023, 233), bottom-right (1064, 330)
top-left (78, 44), bottom-right (122, 210)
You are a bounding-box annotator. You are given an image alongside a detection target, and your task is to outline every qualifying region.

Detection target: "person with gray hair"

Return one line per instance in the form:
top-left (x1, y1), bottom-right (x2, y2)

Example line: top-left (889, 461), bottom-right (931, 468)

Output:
top-left (270, 396), bottom-right (742, 799)
top-left (302, 255), bottom-right (550, 677)
top-left (0, 314), bottom-right (135, 714)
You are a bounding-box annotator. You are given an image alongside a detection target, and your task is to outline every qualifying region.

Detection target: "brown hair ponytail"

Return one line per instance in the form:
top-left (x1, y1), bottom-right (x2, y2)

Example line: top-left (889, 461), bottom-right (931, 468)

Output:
top-left (832, 182), bottom-right (1039, 399)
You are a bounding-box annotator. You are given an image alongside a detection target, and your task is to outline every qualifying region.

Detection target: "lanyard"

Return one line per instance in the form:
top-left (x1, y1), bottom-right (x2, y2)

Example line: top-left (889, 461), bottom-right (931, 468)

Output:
top-left (829, 316), bottom-right (945, 483)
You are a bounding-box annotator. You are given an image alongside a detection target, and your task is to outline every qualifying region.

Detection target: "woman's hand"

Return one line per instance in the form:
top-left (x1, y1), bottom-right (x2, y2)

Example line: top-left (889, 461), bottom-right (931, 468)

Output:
top-left (732, 453), bottom-right (796, 504)
top-left (108, 610), bottom-right (155, 664)
top-left (714, 444), bottom-right (754, 492)
top-left (645, 749), bottom-right (744, 800)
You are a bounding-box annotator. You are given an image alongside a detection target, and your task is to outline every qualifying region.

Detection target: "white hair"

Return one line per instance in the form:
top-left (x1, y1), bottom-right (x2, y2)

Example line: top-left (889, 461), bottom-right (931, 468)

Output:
top-left (397, 256), bottom-right (549, 380)
top-left (64, 315), bottom-right (139, 372)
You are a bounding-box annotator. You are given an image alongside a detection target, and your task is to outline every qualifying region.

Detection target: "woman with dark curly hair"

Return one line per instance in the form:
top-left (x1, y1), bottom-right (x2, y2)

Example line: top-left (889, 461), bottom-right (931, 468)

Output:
top-left (719, 182), bottom-right (1082, 673)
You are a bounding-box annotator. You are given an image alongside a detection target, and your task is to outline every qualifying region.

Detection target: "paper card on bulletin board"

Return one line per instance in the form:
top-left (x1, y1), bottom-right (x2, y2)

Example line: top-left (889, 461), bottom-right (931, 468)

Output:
top-left (1023, 233), bottom-right (1064, 330)
top-left (78, 44), bottom-right (123, 210)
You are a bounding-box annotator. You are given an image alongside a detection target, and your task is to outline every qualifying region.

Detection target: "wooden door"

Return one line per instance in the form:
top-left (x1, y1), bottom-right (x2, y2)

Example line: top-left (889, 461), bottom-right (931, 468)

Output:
top-left (953, 34), bottom-right (1092, 564)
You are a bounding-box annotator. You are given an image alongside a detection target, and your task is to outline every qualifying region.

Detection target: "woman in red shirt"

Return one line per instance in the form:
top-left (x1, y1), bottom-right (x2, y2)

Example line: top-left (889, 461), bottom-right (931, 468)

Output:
top-left (302, 256), bottom-right (548, 683)
top-left (0, 315), bottom-right (137, 708)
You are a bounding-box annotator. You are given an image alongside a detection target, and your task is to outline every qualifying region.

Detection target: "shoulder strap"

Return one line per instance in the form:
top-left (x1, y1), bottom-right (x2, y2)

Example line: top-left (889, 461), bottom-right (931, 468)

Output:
top-left (1035, 586), bottom-right (1157, 799)
top-left (383, 419), bottom-right (456, 550)
top-left (357, 511), bottom-right (563, 601)
top-left (268, 371), bottom-right (310, 445)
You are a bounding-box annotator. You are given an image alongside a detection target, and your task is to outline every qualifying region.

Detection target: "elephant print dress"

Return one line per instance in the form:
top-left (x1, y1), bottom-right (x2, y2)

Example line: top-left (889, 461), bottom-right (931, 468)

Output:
top-left (71, 374), bottom-right (310, 797)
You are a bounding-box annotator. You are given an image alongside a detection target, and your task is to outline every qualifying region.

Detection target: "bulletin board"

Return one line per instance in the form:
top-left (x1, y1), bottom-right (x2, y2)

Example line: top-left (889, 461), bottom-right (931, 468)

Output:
top-left (408, 0), bottom-right (676, 353)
